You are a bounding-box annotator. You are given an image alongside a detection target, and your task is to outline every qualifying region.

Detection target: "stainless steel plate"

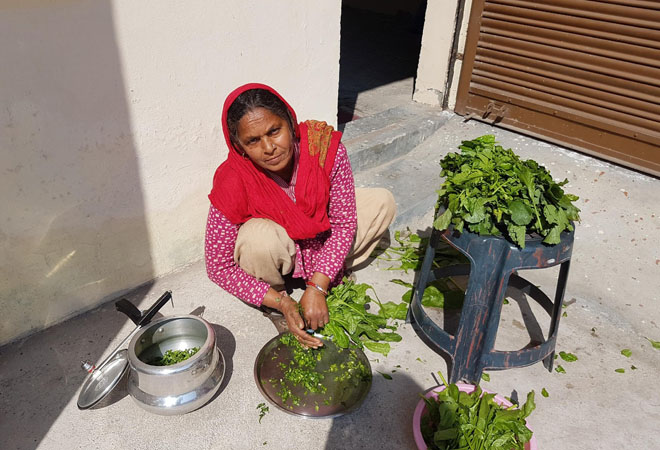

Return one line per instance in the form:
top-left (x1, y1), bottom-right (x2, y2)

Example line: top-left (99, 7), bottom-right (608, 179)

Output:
top-left (254, 333), bottom-right (372, 418)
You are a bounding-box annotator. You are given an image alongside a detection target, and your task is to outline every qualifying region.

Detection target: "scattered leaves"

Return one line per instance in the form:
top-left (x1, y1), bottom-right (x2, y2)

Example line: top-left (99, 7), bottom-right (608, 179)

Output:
top-left (257, 403), bottom-right (269, 423)
top-left (555, 365), bottom-right (566, 374)
top-left (559, 351), bottom-right (578, 362)
top-left (645, 337), bottom-right (660, 349)
top-left (621, 349), bottom-right (632, 358)
top-left (481, 372), bottom-right (490, 382)
top-left (615, 368), bottom-right (625, 373)
top-left (378, 371), bottom-right (393, 380)
top-left (541, 388), bottom-right (549, 398)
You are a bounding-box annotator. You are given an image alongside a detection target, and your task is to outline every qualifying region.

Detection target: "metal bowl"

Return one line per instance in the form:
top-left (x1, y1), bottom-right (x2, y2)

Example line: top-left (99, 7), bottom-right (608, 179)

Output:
top-left (127, 315), bottom-right (225, 415)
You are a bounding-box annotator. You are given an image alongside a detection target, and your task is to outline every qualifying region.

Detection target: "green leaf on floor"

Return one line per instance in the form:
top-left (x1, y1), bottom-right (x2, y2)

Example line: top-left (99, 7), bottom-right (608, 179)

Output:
top-left (645, 337), bottom-right (660, 349)
top-left (615, 368), bottom-right (625, 373)
top-left (559, 351), bottom-right (578, 362)
top-left (541, 388), bottom-right (549, 398)
top-left (481, 372), bottom-right (490, 382)
top-left (555, 365), bottom-right (566, 374)
top-left (377, 370), bottom-right (393, 380)
top-left (621, 349), bottom-right (632, 358)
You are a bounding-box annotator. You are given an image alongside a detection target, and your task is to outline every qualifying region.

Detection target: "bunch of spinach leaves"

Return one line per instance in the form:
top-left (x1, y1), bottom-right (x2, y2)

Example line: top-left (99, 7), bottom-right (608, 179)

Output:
top-left (434, 135), bottom-right (580, 248)
top-left (319, 279), bottom-right (403, 357)
top-left (422, 374), bottom-right (536, 450)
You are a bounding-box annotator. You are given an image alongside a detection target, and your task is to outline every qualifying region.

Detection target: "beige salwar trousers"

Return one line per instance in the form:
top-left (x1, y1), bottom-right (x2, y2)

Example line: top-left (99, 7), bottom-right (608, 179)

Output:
top-left (234, 188), bottom-right (396, 287)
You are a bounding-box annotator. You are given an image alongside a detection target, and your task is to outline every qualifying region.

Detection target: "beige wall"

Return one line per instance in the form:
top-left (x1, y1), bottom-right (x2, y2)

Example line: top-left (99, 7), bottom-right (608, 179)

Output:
top-left (413, 0), bottom-right (460, 106)
top-left (0, 0), bottom-right (341, 345)
top-left (447, 0), bottom-right (473, 110)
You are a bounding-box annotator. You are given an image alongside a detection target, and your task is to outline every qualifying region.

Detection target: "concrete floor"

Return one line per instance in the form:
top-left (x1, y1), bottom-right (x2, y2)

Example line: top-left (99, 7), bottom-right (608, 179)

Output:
top-left (1, 107), bottom-right (659, 450)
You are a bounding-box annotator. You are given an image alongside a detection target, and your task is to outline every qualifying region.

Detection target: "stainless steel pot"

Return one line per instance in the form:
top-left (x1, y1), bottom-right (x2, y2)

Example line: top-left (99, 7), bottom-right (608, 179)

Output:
top-left (127, 315), bottom-right (225, 415)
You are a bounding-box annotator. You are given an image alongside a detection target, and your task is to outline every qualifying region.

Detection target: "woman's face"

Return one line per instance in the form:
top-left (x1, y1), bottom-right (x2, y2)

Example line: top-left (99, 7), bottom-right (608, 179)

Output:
top-left (236, 107), bottom-right (294, 179)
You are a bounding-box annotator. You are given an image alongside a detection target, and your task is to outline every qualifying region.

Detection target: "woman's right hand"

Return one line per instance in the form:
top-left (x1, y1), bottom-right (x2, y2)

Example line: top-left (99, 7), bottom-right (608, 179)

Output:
top-left (279, 295), bottom-right (323, 349)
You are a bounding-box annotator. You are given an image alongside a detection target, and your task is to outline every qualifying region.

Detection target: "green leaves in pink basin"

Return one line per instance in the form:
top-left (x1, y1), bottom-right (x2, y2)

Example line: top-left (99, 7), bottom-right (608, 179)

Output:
top-left (421, 372), bottom-right (536, 450)
top-left (434, 135), bottom-right (581, 248)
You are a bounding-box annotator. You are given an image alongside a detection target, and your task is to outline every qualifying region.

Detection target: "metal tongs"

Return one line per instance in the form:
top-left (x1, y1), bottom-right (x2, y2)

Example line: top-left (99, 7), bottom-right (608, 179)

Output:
top-left (81, 291), bottom-right (173, 373)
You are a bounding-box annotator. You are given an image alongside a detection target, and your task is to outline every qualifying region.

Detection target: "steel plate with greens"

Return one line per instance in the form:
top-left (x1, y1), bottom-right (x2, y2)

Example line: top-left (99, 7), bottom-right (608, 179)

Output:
top-left (254, 332), bottom-right (372, 418)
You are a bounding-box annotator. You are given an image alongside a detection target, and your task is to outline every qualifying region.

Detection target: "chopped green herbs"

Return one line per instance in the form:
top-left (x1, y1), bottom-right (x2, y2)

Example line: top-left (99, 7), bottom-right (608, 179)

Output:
top-left (621, 349), bottom-right (632, 358)
top-left (270, 333), bottom-right (370, 407)
top-left (148, 347), bottom-right (200, 366)
top-left (257, 403), bottom-right (269, 423)
top-left (555, 365), bottom-right (566, 374)
top-left (645, 337), bottom-right (660, 349)
top-left (559, 351), bottom-right (578, 362)
top-left (421, 372), bottom-right (535, 450)
top-left (541, 388), bottom-right (549, 398)
top-left (615, 368), bottom-right (625, 373)
top-left (434, 135), bottom-right (580, 248)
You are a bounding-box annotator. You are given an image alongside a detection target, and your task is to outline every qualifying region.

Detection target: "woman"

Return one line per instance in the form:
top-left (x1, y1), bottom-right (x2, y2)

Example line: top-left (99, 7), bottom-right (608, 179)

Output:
top-left (205, 83), bottom-right (395, 348)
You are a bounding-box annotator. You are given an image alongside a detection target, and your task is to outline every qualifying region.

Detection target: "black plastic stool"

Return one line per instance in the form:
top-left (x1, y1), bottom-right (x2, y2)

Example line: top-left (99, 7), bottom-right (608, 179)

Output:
top-left (409, 225), bottom-right (574, 384)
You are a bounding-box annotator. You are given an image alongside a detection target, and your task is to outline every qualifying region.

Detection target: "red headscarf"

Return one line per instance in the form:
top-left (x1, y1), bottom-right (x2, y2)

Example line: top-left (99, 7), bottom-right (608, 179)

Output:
top-left (208, 83), bottom-right (342, 240)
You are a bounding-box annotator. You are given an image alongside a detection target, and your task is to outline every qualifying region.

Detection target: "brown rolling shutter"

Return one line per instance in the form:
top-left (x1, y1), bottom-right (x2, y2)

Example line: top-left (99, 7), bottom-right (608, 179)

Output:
top-left (455, 0), bottom-right (660, 176)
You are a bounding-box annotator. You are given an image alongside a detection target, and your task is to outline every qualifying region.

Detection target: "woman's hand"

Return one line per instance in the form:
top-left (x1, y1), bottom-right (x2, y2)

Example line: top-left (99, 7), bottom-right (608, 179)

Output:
top-left (299, 287), bottom-right (330, 331)
top-left (279, 295), bottom-right (323, 348)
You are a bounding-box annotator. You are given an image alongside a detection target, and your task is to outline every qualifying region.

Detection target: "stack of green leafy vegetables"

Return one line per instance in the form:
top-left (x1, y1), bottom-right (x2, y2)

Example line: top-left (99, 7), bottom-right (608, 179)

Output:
top-left (421, 378), bottom-right (536, 450)
top-left (319, 279), bottom-right (404, 357)
top-left (433, 135), bottom-right (580, 248)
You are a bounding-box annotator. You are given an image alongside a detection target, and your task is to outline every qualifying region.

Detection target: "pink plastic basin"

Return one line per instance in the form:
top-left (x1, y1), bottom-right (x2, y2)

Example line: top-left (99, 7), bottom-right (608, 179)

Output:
top-left (412, 383), bottom-right (538, 450)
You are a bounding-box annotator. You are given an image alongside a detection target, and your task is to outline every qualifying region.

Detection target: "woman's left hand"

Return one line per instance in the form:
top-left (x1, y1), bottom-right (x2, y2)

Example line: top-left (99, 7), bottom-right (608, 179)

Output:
top-left (299, 287), bottom-right (329, 331)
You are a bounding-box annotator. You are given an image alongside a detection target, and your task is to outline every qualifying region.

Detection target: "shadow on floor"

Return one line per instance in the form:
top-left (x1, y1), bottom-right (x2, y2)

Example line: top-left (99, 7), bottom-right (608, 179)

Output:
top-left (324, 371), bottom-right (424, 450)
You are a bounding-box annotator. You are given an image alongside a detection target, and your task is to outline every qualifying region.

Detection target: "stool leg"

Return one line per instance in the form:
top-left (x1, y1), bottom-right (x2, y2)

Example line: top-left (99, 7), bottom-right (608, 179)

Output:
top-left (449, 239), bottom-right (512, 384)
top-left (543, 260), bottom-right (571, 371)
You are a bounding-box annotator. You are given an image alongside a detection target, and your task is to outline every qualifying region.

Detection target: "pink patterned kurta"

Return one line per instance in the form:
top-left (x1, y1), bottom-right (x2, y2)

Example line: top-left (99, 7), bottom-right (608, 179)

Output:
top-left (205, 143), bottom-right (357, 306)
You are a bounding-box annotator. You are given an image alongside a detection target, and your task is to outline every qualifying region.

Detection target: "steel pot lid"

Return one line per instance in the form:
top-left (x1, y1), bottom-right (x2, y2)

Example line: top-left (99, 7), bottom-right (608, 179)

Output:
top-left (77, 349), bottom-right (129, 410)
top-left (254, 332), bottom-right (372, 418)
